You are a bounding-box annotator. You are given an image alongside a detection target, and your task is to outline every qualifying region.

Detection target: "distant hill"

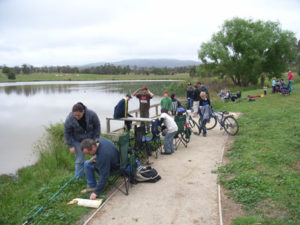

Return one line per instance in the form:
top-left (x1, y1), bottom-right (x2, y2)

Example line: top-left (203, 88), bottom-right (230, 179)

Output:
top-left (81, 59), bottom-right (200, 68)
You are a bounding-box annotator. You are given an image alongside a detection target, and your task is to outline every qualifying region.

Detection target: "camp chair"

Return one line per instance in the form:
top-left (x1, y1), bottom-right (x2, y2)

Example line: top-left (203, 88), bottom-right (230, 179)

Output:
top-left (134, 125), bottom-right (152, 157)
top-left (133, 121), bottom-right (163, 158)
top-left (174, 115), bottom-right (188, 149)
top-left (110, 133), bottom-right (136, 195)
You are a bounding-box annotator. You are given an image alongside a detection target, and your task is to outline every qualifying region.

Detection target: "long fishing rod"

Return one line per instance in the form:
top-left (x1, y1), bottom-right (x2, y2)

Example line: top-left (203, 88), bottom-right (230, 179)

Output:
top-left (23, 167), bottom-right (84, 225)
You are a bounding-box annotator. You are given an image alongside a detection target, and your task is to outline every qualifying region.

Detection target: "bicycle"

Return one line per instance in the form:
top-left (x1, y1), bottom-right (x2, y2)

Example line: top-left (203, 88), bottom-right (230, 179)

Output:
top-left (198, 110), bottom-right (239, 136)
top-left (185, 109), bottom-right (201, 136)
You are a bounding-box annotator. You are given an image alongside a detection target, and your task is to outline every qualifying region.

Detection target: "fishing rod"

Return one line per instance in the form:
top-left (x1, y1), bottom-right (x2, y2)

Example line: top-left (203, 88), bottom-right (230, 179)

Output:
top-left (23, 167), bottom-right (84, 225)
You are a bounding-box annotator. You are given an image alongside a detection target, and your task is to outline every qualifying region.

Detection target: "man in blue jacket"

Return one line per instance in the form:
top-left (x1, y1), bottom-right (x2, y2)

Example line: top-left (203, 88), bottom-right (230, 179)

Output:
top-left (64, 102), bottom-right (101, 179)
top-left (113, 94), bottom-right (133, 131)
top-left (81, 138), bottom-right (120, 200)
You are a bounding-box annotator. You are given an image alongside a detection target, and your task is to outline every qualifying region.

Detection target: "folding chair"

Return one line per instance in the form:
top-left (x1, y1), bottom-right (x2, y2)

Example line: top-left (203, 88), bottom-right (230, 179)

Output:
top-left (174, 115), bottom-right (188, 149)
top-left (134, 125), bottom-right (152, 157)
top-left (110, 133), bottom-right (135, 195)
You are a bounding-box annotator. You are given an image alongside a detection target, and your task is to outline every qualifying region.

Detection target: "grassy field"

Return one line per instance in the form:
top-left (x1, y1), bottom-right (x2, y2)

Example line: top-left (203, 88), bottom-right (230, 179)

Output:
top-left (214, 78), bottom-right (300, 224)
top-left (0, 72), bottom-right (189, 82)
top-left (0, 75), bottom-right (299, 224)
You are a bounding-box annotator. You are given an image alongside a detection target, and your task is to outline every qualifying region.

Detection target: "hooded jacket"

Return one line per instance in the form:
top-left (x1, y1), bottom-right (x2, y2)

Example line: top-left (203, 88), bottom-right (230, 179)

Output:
top-left (64, 108), bottom-right (101, 147)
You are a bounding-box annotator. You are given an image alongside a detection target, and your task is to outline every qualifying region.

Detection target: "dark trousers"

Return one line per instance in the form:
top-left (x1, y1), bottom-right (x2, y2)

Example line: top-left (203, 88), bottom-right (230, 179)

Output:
top-left (272, 86), bottom-right (276, 93)
top-left (187, 98), bottom-right (193, 110)
top-left (125, 114), bottom-right (133, 131)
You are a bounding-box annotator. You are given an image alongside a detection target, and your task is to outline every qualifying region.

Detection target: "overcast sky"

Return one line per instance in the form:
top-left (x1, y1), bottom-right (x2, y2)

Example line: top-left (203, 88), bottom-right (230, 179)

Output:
top-left (0, 0), bottom-right (299, 66)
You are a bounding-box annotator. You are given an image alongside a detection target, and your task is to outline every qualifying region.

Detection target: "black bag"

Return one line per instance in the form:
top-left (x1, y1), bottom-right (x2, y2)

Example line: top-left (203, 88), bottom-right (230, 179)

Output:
top-left (135, 166), bottom-right (161, 183)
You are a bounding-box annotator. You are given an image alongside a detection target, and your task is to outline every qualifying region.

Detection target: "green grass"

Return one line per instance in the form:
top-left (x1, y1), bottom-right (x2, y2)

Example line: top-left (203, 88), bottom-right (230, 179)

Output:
top-left (0, 123), bottom-right (160, 224)
top-left (0, 75), bottom-right (299, 224)
top-left (0, 124), bottom-right (91, 225)
top-left (0, 72), bottom-right (189, 82)
top-left (215, 79), bottom-right (300, 224)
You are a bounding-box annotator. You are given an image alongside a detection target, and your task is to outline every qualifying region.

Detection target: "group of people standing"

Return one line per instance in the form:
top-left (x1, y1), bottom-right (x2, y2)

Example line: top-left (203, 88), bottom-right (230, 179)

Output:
top-left (186, 82), bottom-right (210, 116)
top-left (271, 70), bottom-right (294, 94)
top-left (63, 82), bottom-right (212, 199)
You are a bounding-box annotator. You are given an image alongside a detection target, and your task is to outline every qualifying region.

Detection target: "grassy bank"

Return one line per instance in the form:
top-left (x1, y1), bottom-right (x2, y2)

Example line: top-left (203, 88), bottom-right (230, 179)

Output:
top-left (0, 124), bottom-right (91, 224)
top-left (0, 72), bottom-right (189, 82)
top-left (215, 79), bottom-right (300, 224)
top-left (0, 123), bottom-right (157, 224)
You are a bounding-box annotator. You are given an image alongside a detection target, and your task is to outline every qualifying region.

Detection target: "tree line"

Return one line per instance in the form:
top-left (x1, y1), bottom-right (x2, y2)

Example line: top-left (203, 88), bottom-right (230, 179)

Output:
top-left (0, 63), bottom-right (193, 80)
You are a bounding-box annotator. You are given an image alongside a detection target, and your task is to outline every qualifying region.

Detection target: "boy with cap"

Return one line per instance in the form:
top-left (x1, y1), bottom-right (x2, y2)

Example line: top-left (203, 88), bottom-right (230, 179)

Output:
top-left (133, 86), bottom-right (154, 118)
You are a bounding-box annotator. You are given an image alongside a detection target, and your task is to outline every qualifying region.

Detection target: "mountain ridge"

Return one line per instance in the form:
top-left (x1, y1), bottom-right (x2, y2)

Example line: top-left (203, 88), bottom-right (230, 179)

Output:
top-left (81, 58), bottom-right (200, 68)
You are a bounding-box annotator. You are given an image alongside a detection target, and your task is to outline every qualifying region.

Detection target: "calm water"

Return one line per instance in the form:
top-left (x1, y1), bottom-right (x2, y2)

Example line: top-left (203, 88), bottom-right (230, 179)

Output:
top-left (0, 80), bottom-right (172, 175)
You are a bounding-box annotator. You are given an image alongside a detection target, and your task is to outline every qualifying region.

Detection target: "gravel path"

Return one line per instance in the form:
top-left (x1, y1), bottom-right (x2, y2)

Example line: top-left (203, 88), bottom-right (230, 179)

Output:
top-left (84, 124), bottom-right (229, 225)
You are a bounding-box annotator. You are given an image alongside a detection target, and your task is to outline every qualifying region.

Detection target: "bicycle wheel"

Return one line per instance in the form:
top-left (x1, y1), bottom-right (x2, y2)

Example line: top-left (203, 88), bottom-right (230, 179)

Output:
top-left (223, 116), bottom-right (239, 136)
top-left (189, 118), bottom-right (201, 135)
top-left (199, 115), bottom-right (217, 130)
top-left (181, 128), bottom-right (191, 143)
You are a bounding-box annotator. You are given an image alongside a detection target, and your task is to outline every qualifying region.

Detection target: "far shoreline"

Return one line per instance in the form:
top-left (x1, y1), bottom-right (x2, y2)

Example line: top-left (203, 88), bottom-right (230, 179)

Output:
top-left (0, 72), bottom-right (189, 83)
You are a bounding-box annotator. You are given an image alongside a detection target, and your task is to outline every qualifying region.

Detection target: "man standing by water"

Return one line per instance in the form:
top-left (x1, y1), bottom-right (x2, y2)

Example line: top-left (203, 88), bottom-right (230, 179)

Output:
top-left (64, 102), bottom-right (101, 179)
top-left (133, 86), bottom-right (154, 118)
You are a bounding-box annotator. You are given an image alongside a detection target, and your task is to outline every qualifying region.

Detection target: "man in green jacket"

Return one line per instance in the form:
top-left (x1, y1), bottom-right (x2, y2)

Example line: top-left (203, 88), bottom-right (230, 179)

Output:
top-left (161, 90), bottom-right (172, 114)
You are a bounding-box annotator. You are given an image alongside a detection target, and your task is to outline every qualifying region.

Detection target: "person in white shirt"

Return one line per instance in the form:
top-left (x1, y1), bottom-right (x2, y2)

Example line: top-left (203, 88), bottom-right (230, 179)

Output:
top-left (160, 108), bottom-right (178, 155)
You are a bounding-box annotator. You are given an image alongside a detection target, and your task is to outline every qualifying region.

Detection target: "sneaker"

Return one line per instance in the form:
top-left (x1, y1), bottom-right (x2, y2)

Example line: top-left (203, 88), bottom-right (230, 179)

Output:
top-left (161, 152), bottom-right (172, 155)
top-left (203, 133), bottom-right (207, 137)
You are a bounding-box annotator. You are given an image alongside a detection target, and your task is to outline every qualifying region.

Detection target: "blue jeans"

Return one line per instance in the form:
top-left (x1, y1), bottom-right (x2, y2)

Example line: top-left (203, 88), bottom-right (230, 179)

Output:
top-left (187, 98), bottom-right (193, 110)
top-left (164, 131), bottom-right (177, 153)
top-left (199, 112), bottom-right (207, 134)
top-left (84, 160), bottom-right (99, 188)
top-left (74, 141), bottom-right (85, 179)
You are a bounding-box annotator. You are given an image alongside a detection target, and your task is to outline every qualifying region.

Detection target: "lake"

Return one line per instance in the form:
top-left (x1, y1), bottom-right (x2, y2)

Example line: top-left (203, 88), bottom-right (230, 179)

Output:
top-left (0, 80), bottom-right (174, 175)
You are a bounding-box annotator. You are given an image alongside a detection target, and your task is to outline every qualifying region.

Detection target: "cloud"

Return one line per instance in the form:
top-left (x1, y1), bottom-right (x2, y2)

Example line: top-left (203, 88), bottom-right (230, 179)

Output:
top-left (0, 0), bottom-right (299, 66)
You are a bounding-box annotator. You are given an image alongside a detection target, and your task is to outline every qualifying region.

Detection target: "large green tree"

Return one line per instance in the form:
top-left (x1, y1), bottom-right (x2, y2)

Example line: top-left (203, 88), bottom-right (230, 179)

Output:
top-left (198, 18), bottom-right (297, 86)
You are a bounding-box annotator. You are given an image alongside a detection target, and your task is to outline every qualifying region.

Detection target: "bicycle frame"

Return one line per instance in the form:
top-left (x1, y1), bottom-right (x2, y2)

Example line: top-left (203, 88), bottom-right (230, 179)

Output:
top-left (211, 110), bottom-right (226, 127)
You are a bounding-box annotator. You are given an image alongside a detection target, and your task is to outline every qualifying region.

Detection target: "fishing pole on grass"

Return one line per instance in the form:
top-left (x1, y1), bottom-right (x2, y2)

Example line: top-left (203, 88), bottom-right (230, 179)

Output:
top-left (22, 167), bottom-right (84, 225)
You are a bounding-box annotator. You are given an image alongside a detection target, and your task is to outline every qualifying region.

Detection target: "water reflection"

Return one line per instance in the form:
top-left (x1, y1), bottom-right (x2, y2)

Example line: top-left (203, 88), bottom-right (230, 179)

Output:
top-left (0, 84), bottom-right (73, 96)
top-left (0, 80), bottom-right (172, 174)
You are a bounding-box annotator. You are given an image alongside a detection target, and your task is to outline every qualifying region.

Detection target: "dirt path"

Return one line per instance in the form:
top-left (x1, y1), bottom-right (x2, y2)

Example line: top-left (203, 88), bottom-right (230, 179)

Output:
top-left (84, 124), bottom-right (229, 225)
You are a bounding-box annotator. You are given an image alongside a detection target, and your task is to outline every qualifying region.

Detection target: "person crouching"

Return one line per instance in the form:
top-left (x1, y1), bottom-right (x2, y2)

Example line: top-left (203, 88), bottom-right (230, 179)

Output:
top-left (160, 108), bottom-right (178, 155)
top-left (81, 138), bottom-right (120, 200)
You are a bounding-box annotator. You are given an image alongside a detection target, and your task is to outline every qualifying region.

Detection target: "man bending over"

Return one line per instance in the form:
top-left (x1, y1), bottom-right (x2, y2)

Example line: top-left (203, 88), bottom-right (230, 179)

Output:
top-left (80, 138), bottom-right (120, 199)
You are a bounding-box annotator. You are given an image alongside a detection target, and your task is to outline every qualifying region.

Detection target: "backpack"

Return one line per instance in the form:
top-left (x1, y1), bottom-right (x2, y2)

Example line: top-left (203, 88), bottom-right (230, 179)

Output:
top-left (135, 166), bottom-right (161, 183)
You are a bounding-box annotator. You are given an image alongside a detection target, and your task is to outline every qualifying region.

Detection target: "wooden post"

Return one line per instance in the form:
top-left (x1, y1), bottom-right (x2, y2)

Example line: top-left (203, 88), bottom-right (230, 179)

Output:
top-left (106, 118), bottom-right (111, 134)
top-left (135, 111), bottom-right (138, 117)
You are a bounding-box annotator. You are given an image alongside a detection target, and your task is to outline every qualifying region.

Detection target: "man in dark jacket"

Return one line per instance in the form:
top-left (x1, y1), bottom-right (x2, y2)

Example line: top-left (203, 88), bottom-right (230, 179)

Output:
top-left (113, 94), bottom-right (133, 131)
top-left (64, 102), bottom-right (101, 178)
top-left (186, 83), bottom-right (194, 110)
top-left (197, 82), bottom-right (210, 100)
top-left (81, 138), bottom-right (120, 200)
top-left (193, 85), bottom-right (200, 116)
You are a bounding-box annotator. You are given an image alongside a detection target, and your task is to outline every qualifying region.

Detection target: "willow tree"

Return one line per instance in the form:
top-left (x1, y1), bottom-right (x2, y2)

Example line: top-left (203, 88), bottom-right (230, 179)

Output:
top-left (198, 18), bottom-right (297, 86)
